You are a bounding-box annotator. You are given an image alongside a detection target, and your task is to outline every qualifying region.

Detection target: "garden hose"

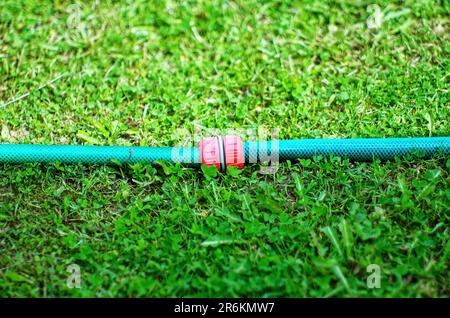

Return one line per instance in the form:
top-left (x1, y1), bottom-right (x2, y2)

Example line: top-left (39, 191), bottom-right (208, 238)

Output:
top-left (0, 136), bottom-right (449, 171)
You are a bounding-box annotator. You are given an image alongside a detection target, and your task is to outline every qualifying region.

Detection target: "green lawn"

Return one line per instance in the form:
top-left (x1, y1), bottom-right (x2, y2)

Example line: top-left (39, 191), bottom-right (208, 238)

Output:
top-left (0, 0), bottom-right (449, 297)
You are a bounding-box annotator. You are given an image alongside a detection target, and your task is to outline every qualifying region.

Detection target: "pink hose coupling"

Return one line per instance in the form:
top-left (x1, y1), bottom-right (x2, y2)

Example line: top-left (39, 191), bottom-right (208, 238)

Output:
top-left (199, 136), bottom-right (245, 172)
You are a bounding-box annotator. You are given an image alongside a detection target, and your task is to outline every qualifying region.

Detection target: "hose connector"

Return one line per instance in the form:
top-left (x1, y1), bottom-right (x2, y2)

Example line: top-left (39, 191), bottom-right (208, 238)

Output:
top-left (199, 135), bottom-right (244, 172)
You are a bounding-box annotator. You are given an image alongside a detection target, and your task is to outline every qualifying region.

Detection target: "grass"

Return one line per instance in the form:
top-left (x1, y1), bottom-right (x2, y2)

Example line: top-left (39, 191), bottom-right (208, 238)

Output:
top-left (0, 0), bottom-right (449, 297)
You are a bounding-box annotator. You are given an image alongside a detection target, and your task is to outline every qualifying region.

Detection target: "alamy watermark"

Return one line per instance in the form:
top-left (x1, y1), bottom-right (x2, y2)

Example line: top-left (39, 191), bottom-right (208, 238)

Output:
top-left (66, 263), bottom-right (81, 289)
top-left (366, 264), bottom-right (381, 289)
top-left (66, 3), bottom-right (82, 30)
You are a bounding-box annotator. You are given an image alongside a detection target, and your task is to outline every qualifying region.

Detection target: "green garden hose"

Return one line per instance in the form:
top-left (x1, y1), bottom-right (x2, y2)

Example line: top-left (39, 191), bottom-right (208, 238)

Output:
top-left (245, 137), bottom-right (450, 161)
top-left (0, 144), bottom-right (198, 165)
top-left (0, 136), bottom-right (449, 171)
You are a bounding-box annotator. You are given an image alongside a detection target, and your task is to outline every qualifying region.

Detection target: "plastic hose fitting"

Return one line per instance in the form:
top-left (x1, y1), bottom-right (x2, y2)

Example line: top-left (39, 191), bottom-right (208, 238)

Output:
top-left (199, 135), bottom-right (244, 171)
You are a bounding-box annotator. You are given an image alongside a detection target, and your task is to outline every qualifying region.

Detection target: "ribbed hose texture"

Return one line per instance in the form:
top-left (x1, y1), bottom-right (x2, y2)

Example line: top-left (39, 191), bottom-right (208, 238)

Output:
top-left (0, 137), bottom-right (448, 165)
top-left (0, 144), bottom-right (200, 165)
top-left (244, 137), bottom-right (450, 162)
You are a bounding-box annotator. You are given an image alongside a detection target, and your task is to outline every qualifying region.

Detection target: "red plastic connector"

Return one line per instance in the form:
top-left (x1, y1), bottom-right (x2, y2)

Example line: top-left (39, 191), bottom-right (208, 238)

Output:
top-left (223, 135), bottom-right (244, 169)
top-left (199, 135), bottom-right (244, 171)
top-left (199, 136), bottom-right (221, 170)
